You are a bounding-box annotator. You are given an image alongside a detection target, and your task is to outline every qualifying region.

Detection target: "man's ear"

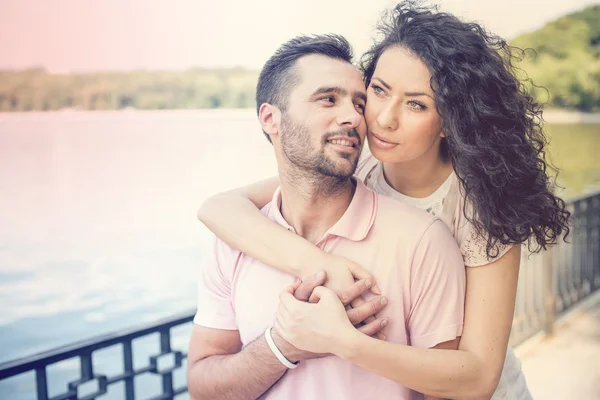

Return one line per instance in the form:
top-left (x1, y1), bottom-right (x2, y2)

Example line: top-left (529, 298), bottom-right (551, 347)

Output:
top-left (259, 103), bottom-right (281, 140)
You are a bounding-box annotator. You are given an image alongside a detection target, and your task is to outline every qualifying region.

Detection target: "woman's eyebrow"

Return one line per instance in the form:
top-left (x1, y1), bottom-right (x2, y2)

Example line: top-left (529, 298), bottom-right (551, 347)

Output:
top-left (372, 77), bottom-right (433, 99)
top-left (372, 77), bottom-right (391, 89)
top-left (404, 92), bottom-right (434, 99)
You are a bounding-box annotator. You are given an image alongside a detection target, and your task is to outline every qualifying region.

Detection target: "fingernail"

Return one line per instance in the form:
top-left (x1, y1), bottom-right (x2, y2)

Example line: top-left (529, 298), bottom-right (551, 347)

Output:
top-left (316, 270), bottom-right (326, 280)
top-left (372, 284), bottom-right (382, 294)
top-left (380, 297), bottom-right (388, 306)
top-left (381, 319), bottom-right (388, 327)
top-left (364, 279), bottom-right (372, 288)
top-left (381, 335), bottom-right (386, 341)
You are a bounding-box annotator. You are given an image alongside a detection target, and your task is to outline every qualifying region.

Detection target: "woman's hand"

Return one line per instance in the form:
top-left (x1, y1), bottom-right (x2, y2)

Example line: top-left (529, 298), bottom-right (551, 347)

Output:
top-left (274, 282), bottom-right (387, 355)
top-left (299, 253), bottom-right (382, 331)
top-left (302, 252), bottom-right (381, 296)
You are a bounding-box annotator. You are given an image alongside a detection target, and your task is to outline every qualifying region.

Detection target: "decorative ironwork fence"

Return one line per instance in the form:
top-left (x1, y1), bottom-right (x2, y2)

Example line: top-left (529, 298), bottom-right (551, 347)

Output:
top-left (511, 189), bottom-right (600, 345)
top-left (0, 311), bottom-right (194, 400)
top-left (1, 191), bottom-right (599, 399)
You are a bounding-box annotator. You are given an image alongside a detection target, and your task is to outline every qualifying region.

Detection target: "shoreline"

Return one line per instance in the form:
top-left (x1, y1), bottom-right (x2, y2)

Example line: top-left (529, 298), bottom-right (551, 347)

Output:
top-left (541, 109), bottom-right (600, 124)
top-left (1, 108), bottom-right (599, 124)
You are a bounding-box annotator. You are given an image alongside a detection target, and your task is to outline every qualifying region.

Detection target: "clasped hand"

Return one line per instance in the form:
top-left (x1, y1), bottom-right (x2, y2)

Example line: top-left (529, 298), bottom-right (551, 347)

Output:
top-left (273, 257), bottom-right (388, 359)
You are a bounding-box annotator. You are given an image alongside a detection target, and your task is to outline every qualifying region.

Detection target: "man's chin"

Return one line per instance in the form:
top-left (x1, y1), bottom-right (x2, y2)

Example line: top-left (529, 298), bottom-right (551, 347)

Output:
top-left (317, 161), bottom-right (358, 179)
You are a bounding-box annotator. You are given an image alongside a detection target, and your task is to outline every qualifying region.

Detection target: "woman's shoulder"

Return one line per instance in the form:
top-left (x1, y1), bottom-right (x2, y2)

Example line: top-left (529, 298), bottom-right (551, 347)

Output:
top-left (447, 176), bottom-right (513, 267)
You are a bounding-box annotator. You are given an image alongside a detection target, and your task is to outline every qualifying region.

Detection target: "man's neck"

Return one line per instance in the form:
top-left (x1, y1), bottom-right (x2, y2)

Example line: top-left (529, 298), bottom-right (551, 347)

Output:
top-left (278, 166), bottom-right (355, 244)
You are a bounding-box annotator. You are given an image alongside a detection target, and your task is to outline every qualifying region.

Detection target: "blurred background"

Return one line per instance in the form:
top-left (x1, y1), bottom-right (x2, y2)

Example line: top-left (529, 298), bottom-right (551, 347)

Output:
top-left (0, 0), bottom-right (598, 399)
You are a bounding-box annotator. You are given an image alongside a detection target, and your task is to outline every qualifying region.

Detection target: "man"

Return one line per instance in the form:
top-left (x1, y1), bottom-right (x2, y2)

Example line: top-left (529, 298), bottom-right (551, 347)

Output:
top-left (187, 34), bottom-right (465, 399)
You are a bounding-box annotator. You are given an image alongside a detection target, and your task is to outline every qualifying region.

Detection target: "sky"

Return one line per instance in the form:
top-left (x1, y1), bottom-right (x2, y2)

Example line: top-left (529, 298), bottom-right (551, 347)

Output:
top-left (1, 0), bottom-right (597, 73)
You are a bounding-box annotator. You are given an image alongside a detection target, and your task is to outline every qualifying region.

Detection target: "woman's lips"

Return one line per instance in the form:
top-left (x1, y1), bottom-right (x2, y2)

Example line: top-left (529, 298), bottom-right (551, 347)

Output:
top-left (370, 132), bottom-right (398, 150)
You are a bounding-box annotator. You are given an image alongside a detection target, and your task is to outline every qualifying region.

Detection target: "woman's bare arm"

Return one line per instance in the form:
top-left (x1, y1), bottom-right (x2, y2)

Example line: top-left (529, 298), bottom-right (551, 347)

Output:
top-left (198, 177), bottom-right (311, 276)
top-left (197, 177), bottom-right (378, 291)
top-left (334, 246), bottom-right (521, 399)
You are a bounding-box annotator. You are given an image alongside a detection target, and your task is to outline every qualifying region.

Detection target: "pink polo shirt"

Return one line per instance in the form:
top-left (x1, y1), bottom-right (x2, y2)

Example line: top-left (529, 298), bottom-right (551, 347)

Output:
top-left (194, 180), bottom-right (465, 399)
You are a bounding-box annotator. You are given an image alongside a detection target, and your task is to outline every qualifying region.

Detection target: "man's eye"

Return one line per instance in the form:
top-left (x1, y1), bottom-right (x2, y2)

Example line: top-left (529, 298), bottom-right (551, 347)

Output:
top-left (320, 96), bottom-right (335, 103)
top-left (355, 103), bottom-right (366, 113)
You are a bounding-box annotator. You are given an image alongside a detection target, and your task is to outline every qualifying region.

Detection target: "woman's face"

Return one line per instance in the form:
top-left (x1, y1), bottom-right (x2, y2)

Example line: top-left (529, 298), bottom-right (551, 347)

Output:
top-left (364, 46), bottom-right (445, 164)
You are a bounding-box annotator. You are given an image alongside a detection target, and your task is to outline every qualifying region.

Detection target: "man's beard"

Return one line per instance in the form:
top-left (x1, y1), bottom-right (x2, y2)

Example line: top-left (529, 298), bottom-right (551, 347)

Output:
top-left (280, 113), bottom-right (361, 179)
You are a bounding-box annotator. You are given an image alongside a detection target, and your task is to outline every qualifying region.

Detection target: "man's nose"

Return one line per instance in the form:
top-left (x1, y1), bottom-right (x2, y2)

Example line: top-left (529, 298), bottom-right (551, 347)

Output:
top-left (337, 102), bottom-right (364, 129)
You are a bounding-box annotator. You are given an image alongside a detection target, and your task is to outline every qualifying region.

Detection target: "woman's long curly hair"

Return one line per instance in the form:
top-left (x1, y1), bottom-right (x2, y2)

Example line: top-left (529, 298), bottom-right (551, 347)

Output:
top-left (361, 1), bottom-right (570, 257)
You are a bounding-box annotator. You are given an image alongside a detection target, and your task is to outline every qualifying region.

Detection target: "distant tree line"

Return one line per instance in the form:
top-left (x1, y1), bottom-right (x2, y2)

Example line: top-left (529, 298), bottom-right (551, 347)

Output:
top-left (0, 67), bottom-right (259, 111)
top-left (0, 5), bottom-right (598, 112)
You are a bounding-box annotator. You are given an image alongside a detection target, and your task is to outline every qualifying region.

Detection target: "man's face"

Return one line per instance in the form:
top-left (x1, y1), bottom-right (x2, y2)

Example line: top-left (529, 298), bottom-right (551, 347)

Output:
top-left (279, 55), bottom-right (367, 179)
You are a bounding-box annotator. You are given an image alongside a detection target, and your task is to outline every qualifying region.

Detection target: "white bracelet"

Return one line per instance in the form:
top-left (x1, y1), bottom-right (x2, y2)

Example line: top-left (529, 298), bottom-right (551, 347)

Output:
top-left (264, 327), bottom-right (299, 369)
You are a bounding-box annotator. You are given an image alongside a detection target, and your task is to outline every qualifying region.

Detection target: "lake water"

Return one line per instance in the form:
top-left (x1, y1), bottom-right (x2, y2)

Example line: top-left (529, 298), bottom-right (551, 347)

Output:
top-left (0, 110), bottom-right (598, 398)
top-left (0, 110), bottom-right (280, 399)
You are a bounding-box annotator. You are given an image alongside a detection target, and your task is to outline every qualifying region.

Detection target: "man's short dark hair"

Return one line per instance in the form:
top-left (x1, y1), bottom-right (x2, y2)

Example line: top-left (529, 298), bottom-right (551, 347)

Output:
top-left (256, 34), bottom-right (354, 142)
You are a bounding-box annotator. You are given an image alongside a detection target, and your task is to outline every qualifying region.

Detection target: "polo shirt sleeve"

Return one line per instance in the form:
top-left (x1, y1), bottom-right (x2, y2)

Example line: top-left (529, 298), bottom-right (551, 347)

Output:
top-left (407, 219), bottom-right (466, 348)
top-left (193, 235), bottom-right (238, 330)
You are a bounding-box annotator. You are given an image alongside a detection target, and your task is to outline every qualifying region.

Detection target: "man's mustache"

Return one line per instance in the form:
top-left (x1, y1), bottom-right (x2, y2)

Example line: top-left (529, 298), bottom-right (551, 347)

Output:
top-left (323, 129), bottom-right (362, 147)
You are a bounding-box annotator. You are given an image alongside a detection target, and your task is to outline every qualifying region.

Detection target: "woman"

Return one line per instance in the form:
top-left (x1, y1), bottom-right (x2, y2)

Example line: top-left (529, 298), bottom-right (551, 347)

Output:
top-left (197, 2), bottom-right (569, 399)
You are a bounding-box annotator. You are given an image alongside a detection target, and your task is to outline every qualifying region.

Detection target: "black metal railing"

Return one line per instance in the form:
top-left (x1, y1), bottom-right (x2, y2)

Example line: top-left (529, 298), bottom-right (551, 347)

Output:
top-left (511, 189), bottom-right (600, 345)
top-left (0, 310), bottom-right (195, 400)
top-left (555, 191), bottom-right (600, 312)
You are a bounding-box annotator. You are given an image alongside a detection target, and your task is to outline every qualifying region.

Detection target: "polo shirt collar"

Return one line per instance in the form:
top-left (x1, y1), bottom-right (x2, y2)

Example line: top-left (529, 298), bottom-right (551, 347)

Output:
top-left (267, 178), bottom-right (377, 242)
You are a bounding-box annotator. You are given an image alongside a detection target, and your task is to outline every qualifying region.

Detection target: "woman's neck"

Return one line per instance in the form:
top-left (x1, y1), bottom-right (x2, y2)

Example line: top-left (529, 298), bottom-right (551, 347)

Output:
top-left (382, 153), bottom-right (454, 199)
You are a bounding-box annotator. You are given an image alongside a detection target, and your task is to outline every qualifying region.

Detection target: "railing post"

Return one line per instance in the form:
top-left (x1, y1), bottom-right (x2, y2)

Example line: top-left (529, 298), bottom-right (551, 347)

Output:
top-left (543, 246), bottom-right (556, 335)
top-left (160, 329), bottom-right (174, 400)
top-left (81, 352), bottom-right (93, 380)
top-left (35, 367), bottom-right (49, 400)
top-left (123, 340), bottom-right (135, 400)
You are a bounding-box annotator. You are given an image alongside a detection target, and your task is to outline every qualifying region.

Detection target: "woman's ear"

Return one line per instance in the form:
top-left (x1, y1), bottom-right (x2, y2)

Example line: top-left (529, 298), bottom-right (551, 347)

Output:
top-left (259, 103), bottom-right (281, 140)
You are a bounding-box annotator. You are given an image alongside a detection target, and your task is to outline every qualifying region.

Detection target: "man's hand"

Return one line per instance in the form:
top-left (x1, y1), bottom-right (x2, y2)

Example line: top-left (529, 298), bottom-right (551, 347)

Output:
top-left (294, 271), bottom-right (388, 338)
top-left (300, 255), bottom-right (383, 329)
top-left (276, 285), bottom-right (387, 356)
top-left (269, 279), bottom-right (329, 363)
top-left (270, 320), bottom-right (328, 363)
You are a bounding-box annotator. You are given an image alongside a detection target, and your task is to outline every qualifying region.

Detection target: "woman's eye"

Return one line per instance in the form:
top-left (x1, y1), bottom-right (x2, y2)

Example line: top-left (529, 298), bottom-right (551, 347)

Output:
top-left (371, 85), bottom-right (385, 95)
top-left (408, 101), bottom-right (426, 111)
